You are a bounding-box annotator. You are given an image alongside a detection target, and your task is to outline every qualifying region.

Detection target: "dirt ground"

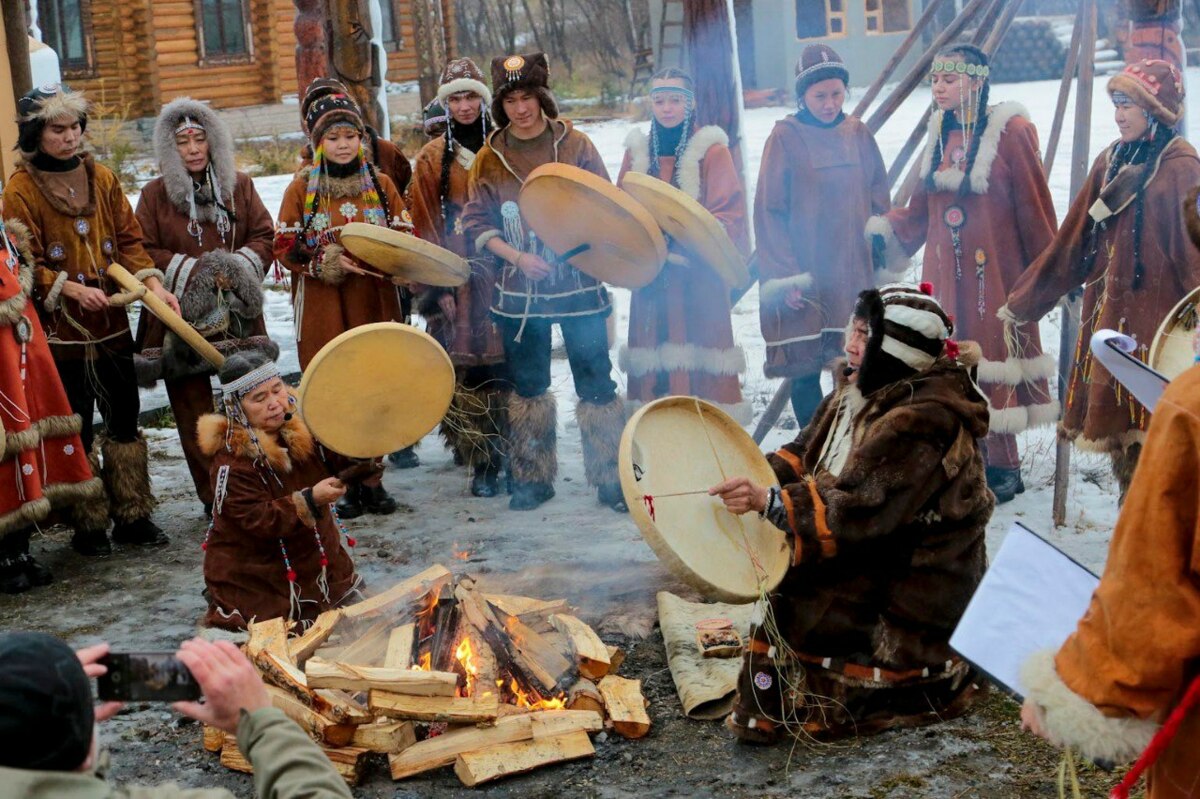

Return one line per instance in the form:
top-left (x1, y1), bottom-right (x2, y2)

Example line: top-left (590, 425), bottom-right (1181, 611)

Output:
top-left (0, 424), bottom-right (1126, 799)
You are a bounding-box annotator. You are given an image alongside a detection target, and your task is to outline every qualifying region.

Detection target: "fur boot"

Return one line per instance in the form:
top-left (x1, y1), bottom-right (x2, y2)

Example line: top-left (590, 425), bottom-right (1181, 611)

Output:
top-left (1111, 442), bottom-right (1143, 505)
top-left (71, 446), bottom-right (111, 533)
top-left (576, 397), bottom-right (624, 488)
top-left (508, 393), bottom-right (556, 485)
top-left (101, 435), bottom-right (157, 524)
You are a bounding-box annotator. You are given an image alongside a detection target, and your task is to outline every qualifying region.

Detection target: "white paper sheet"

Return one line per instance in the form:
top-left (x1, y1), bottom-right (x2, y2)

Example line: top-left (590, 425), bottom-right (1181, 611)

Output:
top-left (950, 523), bottom-right (1099, 699)
top-left (1090, 329), bottom-right (1169, 412)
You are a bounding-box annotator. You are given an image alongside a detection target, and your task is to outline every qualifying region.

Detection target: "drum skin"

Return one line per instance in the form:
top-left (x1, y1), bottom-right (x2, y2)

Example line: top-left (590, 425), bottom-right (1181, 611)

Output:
top-left (340, 222), bottom-right (470, 287)
top-left (1150, 285), bottom-right (1200, 380)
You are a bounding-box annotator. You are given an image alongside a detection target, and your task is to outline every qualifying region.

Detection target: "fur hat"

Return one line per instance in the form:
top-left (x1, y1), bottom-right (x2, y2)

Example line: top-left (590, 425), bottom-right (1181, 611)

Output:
top-left (853, 282), bottom-right (953, 395)
top-left (794, 44), bottom-right (849, 99)
top-left (490, 52), bottom-right (559, 127)
top-left (16, 84), bottom-right (89, 159)
top-left (301, 77), bottom-right (354, 132)
top-left (153, 97), bottom-right (236, 216)
top-left (1107, 59), bottom-right (1184, 127)
top-left (305, 91), bottom-right (365, 146)
top-left (437, 57), bottom-right (493, 107)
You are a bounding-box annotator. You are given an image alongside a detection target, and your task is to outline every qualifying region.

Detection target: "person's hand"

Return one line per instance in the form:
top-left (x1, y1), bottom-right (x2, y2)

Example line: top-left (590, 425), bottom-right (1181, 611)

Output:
top-left (149, 284), bottom-right (180, 315)
top-left (996, 304), bottom-right (1020, 325)
top-left (64, 282), bottom-right (110, 312)
top-left (338, 253), bottom-right (369, 276)
top-left (709, 477), bottom-right (769, 516)
top-left (515, 252), bottom-right (553, 281)
top-left (437, 293), bottom-right (457, 319)
top-left (785, 287), bottom-right (805, 310)
top-left (77, 642), bottom-right (123, 722)
top-left (311, 476), bottom-right (347, 505)
top-left (172, 638), bottom-right (270, 735)
top-left (1020, 698), bottom-right (1051, 742)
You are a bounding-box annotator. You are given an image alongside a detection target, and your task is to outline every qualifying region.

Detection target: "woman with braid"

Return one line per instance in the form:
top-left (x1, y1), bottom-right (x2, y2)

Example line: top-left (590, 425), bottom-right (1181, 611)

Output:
top-left (274, 91), bottom-right (409, 518)
top-left (1003, 60), bottom-right (1200, 500)
top-left (868, 44), bottom-right (1058, 504)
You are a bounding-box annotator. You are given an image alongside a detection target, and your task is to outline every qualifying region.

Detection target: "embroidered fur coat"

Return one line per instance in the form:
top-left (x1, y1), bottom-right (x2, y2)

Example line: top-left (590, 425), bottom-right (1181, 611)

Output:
top-left (617, 125), bottom-right (750, 422)
top-left (869, 103), bottom-right (1058, 434)
top-left (197, 406), bottom-right (358, 631)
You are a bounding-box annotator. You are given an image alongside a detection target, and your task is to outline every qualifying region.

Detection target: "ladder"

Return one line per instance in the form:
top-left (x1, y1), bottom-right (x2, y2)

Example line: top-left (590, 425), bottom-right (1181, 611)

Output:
top-left (629, 48), bottom-right (656, 98)
top-left (658, 0), bottom-right (685, 69)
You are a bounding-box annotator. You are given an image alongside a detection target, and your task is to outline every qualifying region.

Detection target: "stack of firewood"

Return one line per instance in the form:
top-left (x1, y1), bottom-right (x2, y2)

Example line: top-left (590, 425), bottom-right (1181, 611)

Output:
top-left (201, 564), bottom-right (650, 787)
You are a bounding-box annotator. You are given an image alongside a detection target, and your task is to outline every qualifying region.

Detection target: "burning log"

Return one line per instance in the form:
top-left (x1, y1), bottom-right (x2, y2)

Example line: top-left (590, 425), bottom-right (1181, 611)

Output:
top-left (246, 617), bottom-right (291, 661)
top-left (219, 737), bottom-right (367, 785)
top-left (429, 585), bottom-right (462, 672)
top-left (597, 676), bottom-right (651, 739)
top-left (550, 614), bottom-right (611, 680)
top-left (565, 679), bottom-right (605, 716)
top-left (306, 658), bottom-right (458, 696)
top-left (368, 689), bottom-right (501, 724)
top-left (350, 720), bottom-right (417, 753)
top-left (289, 610), bottom-right (342, 664)
top-left (453, 616), bottom-right (497, 698)
top-left (387, 709), bottom-right (603, 780)
top-left (453, 730), bottom-right (595, 787)
top-left (384, 624), bottom-right (416, 669)
top-left (340, 564), bottom-right (452, 621)
top-left (267, 685), bottom-right (357, 747)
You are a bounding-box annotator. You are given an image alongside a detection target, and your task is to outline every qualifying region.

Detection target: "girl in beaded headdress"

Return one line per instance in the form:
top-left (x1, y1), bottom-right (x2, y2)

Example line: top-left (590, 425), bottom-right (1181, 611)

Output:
top-left (617, 68), bottom-right (750, 422)
top-left (196, 351), bottom-right (360, 631)
top-left (868, 43), bottom-right (1059, 504)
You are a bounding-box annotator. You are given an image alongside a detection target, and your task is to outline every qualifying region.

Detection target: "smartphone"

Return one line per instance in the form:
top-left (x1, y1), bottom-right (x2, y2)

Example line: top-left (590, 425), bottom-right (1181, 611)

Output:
top-left (96, 652), bottom-right (202, 702)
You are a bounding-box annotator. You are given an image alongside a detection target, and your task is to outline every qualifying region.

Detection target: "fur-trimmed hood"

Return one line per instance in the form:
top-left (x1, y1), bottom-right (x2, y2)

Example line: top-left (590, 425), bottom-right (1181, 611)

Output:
top-left (623, 124), bottom-right (729, 201)
top-left (153, 97), bottom-right (238, 219)
top-left (919, 101), bottom-right (1029, 195)
top-left (0, 219), bottom-right (37, 328)
top-left (196, 398), bottom-right (316, 473)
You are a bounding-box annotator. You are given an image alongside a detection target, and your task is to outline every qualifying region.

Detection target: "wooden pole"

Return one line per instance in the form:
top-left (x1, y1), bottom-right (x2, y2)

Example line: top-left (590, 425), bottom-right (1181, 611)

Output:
top-left (850, 0), bottom-right (951, 120)
top-left (1042, 0), bottom-right (1087, 176)
top-left (1052, 0), bottom-right (1097, 527)
top-left (1, 1), bottom-right (30, 101)
top-left (0, 3), bottom-right (22, 181)
top-left (887, 107), bottom-right (933, 189)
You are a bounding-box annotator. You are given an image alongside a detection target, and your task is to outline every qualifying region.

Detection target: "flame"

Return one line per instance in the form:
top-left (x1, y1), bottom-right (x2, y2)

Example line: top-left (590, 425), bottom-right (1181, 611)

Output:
top-left (410, 651), bottom-right (432, 672)
top-left (508, 677), bottom-right (566, 711)
top-left (451, 542), bottom-right (471, 561)
top-left (455, 636), bottom-right (478, 696)
top-left (415, 590), bottom-right (439, 637)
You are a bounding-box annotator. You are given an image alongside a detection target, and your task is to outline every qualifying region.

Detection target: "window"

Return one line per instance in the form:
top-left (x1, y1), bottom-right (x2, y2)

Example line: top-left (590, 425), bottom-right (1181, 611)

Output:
top-left (37, 0), bottom-right (95, 76)
top-left (795, 0), bottom-right (847, 39)
top-left (866, 0), bottom-right (911, 33)
top-left (380, 0), bottom-right (404, 51)
top-left (195, 0), bottom-right (252, 63)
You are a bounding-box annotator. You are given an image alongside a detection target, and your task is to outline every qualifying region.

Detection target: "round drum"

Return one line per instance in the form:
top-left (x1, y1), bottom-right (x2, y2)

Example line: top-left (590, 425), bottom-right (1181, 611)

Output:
top-left (1150, 285), bottom-right (1200, 380)
top-left (620, 171), bottom-right (750, 289)
top-left (518, 163), bottom-right (667, 289)
top-left (619, 397), bottom-right (790, 603)
top-left (340, 222), bottom-right (470, 287)
top-left (298, 323), bottom-right (455, 458)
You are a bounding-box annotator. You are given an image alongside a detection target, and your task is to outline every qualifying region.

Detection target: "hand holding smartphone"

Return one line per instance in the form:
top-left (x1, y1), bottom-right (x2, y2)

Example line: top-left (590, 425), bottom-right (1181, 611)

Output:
top-left (96, 652), bottom-right (202, 702)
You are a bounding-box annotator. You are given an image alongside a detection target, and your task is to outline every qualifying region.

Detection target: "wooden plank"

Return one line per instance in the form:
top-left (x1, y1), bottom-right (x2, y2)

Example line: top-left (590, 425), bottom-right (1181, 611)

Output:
top-left (267, 685), bottom-right (357, 747)
top-left (597, 676), bottom-right (651, 739)
top-left (306, 658), bottom-right (458, 695)
top-left (341, 564), bottom-right (453, 620)
top-left (289, 610), bottom-right (343, 664)
top-left (246, 617), bottom-right (291, 662)
top-left (337, 616), bottom-right (395, 666)
top-left (453, 730), bottom-right (595, 787)
top-left (384, 624), bottom-right (416, 669)
top-left (202, 725), bottom-right (225, 753)
top-left (549, 614), bottom-right (611, 680)
top-left (368, 690), bottom-right (499, 724)
top-left (387, 709), bottom-right (602, 779)
top-left (351, 719), bottom-right (417, 753)
top-left (220, 737), bottom-right (363, 785)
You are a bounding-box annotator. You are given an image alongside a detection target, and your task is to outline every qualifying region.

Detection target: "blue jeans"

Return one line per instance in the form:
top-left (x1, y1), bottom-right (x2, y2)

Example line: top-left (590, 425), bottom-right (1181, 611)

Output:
top-left (497, 314), bottom-right (617, 404)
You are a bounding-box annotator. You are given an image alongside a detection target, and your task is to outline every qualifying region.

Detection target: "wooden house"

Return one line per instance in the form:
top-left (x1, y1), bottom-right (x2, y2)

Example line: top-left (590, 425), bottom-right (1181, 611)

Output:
top-left (26, 0), bottom-right (454, 118)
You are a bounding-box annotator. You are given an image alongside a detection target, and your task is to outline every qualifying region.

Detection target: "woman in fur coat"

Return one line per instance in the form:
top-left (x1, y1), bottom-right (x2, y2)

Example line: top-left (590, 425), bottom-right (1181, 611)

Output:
top-left (617, 67), bottom-right (750, 422)
top-left (868, 44), bottom-right (1058, 504)
top-left (135, 97), bottom-right (277, 514)
top-left (713, 284), bottom-right (992, 744)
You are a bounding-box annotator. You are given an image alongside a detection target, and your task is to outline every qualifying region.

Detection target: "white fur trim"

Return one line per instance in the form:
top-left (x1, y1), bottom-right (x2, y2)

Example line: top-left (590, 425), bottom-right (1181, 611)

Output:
top-left (919, 102), bottom-right (1029, 195)
top-left (1020, 649), bottom-right (1157, 765)
top-left (134, 268), bottom-right (166, 284)
top-left (619, 343), bottom-right (746, 377)
top-left (475, 228), bottom-right (502, 253)
top-left (164, 253), bottom-right (188, 293)
top-left (880, 336), bottom-right (937, 370)
top-left (1073, 428), bottom-right (1147, 454)
top-left (759, 273), bottom-right (813, 306)
top-left (626, 397), bottom-right (754, 426)
top-left (976, 352), bottom-right (1057, 386)
top-left (883, 305), bottom-right (949, 341)
top-left (44, 271), bottom-right (68, 312)
top-left (675, 126), bottom-right (729, 201)
top-left (987, 399), bottom-right (1060, 434)
top-left (436, 77), bottom-right (493, 108)
top-left (864, 215), bottom-right (914, 281)
top-left (624, 128), bottom-right (650, 174)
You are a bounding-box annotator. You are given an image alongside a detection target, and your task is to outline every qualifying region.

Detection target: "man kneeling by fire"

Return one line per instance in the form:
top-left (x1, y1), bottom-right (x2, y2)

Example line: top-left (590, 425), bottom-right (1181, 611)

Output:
top-left (711, 283), bottom-right (994, 743)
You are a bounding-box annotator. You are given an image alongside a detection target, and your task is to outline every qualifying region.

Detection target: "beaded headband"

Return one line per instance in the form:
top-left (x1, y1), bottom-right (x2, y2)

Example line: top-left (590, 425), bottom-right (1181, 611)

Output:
top-left (649, 85), bottom-right (695, 102)
top-left (1111, 91), bottom-right (1135, 106)
top-left (930, 60), bottom-right (990, 78)
top-left (174, 116), bottom-right (205, 136)
top-left (220, 362), bottom-right (281, 398)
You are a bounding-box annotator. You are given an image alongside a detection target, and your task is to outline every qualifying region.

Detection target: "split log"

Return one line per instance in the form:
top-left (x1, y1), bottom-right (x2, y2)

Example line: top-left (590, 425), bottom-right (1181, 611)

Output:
top-left (337, 616), bottom-right (395, 666)
top-left (550, 614), bottom-right (611, 680)
top-left (253, 653), bottom-right (370, 725)
top-left (387, 709), bottom-right (603, 780)
top-left (598, 675), bottom-right (651, 739)
top-left (607, 645), bottom-right (626, 674)
top-left (453, 614), bottom-right (498, 696)
top-left (288, 610), bottom-right (342, 664)
top-left (454, 730), bottom-right (595, 787)
top-left (565, 679), bottom-right (605, 716)
top-left (384, 624), bottom-right (416, 669)
top-left (246, 617), bottom-right (291, 661)
top-left (368, 689), bottom-right (500, 724)
top-left (456, 585), bottom-right (574, 697)
top-left (340, 564), bottom-right (453, 621)
top-left (220, 737), bottom-right (366, 785)
top-left (487, 594), bottom-right (571, 631)
top-left (203, 725), bottom-right (225, 753)
top-left (429, 585), bottom-right (461, 672)
top-left (306, 658), bottom-right (458, 695)
top-left (351, 720), bottom-right (417, 753)
top-left (267, 686), bottom-right (357, 747)
top-left (315, 690), bottom-right (373, 725)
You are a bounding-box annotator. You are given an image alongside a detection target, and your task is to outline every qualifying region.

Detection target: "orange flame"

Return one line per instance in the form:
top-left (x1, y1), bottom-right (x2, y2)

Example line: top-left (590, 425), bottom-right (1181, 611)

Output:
top-left (452, 542), bottom-right (471, 561)
top-left (508, 677), bottom-right (566, 711)
top-left (410, 651), bottom-right (432, 672)
top-left (455, 636), bottom-right (478, 696)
